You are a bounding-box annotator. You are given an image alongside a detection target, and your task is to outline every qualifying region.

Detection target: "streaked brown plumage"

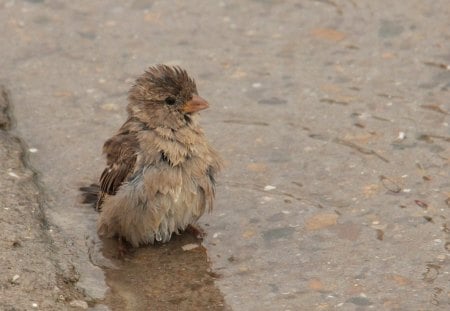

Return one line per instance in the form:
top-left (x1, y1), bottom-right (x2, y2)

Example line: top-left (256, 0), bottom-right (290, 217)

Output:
top-left (82, 65), bottom-right (222, 247)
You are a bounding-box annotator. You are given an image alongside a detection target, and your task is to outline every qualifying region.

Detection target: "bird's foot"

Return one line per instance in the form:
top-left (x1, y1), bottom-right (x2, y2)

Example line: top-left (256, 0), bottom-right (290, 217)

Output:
top-left (186, 224), bottom-right (206, 240)
top-left (116, 236), bottom-right (129, 260)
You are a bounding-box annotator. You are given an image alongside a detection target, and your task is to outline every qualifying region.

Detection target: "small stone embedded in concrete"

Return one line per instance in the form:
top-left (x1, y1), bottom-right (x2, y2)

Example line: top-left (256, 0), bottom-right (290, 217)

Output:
top-left (69, 300), bottom-right (89, 309)
top-left (262, 227), bottom-right (294, 242)
top-left (8, 171), bottom-right (19, 178)
top-left (57, 294), bottom-right (65, 302)
top-left (379, 175), bottom-right (402, 193)
top-left (347, 296), bottom-right (372, 306)
top-left (11, 274), bottom-right (20, 284)
top-left (100, 103), bottom-right (120, 111)
top-left (379, 19), bottom-right (404, 38)
top-left (308, 278), bottom-right (324, 291)
top-left (376, 229), bottom-right (384, 241)
top-left (242, 229), bottom-right (256, 239)
top-left (246, 162), bottom-right (267, 172)
top-left (258, 97), bottom-right (288, 105)
top-left (264, 185), bottom-right (276, 191)
top-left (312, 28), bottom-right (346, 42)
top-left (305, 213), bottom-right (339, 230)
top-left (231, 69), bottom-right (247, 79)
top-left (333, 221), bottom-right (361, 241)
top-left (386, 274), bottom-right (411, 286)
top-left (397, 131), bottom-right (406, 140)
top-left (181, 243), bottom-right (199, 251)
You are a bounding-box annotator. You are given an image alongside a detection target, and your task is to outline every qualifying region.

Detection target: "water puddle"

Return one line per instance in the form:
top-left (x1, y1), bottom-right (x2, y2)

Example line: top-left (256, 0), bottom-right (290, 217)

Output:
top-left (91, 233), bottom-right (227, 310)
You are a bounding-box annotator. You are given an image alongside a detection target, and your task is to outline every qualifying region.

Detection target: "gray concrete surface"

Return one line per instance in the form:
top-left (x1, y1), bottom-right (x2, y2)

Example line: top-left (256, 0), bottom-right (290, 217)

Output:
top-left (0, 87), bottom-right (83, 310)
top-left (1, 0), bottom-right (449, 310)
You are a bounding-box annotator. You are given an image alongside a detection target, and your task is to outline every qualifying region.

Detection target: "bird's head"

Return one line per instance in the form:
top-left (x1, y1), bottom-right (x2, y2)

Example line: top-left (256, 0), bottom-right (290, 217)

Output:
top-left (127, 65), bottom-right (209, 129)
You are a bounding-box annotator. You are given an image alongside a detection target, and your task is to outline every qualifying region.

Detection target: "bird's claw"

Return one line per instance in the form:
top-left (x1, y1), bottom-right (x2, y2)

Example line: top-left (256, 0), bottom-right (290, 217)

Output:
top-left (186, 224), bottom-right (206, 239)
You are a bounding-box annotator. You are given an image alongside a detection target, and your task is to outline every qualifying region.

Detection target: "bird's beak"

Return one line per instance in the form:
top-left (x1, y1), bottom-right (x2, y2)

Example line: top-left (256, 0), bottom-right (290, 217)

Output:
top-left (182, 95), bottom-right (209, 113)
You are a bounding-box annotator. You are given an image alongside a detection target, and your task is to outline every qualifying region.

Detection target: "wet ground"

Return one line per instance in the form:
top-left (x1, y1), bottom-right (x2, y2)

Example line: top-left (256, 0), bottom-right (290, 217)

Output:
top-left (1, 0), bottom-right (449, 310)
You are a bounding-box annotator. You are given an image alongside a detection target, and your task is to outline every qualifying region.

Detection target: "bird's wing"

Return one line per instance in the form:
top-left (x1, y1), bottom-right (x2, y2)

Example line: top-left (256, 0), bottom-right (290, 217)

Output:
top-left (99, 132), bottom-right (139, 198)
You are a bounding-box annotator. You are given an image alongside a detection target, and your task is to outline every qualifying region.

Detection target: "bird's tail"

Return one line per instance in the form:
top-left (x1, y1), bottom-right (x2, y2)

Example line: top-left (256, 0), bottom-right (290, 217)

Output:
top-left (79, 183), bottom-right (100, 209)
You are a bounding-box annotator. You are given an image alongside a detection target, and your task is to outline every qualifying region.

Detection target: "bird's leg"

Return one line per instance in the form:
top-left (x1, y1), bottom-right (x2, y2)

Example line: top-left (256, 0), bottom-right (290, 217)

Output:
top-left (186, 224), bottom-right (206, 239)
top-left (117, 235), bottom-right (127, 259)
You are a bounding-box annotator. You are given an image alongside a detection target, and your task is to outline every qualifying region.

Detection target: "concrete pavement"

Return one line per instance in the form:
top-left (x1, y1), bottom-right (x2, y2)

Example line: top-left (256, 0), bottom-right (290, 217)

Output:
top-left (1, 1), bottom-right (449, 310)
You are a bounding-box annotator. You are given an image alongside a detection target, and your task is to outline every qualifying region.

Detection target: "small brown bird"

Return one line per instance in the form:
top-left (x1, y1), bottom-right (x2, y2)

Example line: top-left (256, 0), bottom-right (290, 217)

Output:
top-left (82, 65), bottom-right (222, 247)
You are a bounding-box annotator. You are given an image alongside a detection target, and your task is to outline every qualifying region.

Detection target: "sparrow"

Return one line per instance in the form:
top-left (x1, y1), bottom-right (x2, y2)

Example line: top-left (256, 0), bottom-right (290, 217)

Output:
top-left (81, 65), bottom-right (222, 247)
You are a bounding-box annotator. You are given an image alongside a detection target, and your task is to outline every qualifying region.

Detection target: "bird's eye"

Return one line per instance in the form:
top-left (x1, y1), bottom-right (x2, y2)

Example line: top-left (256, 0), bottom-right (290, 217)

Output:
top-left (165, 96), bottom-right (176, 105)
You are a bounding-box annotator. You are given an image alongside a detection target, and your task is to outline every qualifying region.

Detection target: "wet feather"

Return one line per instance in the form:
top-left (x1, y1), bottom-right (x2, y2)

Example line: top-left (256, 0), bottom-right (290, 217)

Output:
top-left (93, 65), bottom-right (222, 247)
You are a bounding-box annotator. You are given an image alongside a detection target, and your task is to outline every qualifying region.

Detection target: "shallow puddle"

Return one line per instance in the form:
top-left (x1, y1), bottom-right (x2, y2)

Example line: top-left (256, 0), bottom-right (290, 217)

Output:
top-left (96, 234), bottom-right (227, 310)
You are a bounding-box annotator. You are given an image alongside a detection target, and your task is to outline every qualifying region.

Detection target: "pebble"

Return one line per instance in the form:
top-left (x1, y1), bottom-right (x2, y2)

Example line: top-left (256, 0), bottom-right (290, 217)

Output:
top-left (397, 131), bottom-right (406, 140)
top-left (11, 274), bottom-right (20, 284)
top-left (69, 300), bottom-right (89, 309)
top-left (264, 185), bottom-right (276, 191)
top-left (100, 103), bottom-right (119, 111)
top-left (182, 243), bottom-right (199, 251)
top-left (8, 171), bottom-right (19, 178)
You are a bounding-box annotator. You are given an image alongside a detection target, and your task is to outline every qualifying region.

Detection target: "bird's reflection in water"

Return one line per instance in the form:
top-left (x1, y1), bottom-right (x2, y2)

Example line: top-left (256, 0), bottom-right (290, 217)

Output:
top-left (99, 233), bottom-right (227, 310)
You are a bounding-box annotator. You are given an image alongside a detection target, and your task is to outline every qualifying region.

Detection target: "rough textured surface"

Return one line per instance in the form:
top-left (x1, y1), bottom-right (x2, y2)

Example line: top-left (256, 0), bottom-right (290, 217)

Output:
top-left (0, 88), bottom-right (84, 310)
top-left (0, 1), bottom-right (449, 310)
